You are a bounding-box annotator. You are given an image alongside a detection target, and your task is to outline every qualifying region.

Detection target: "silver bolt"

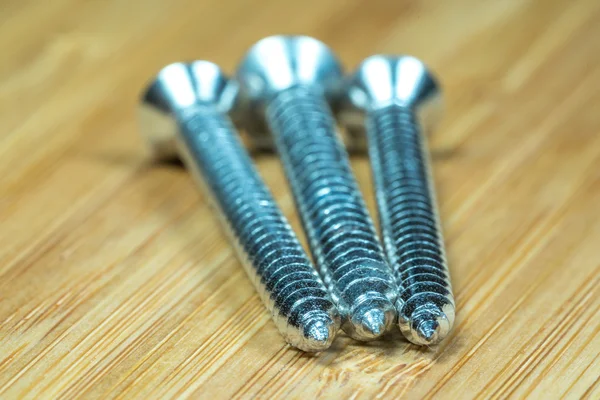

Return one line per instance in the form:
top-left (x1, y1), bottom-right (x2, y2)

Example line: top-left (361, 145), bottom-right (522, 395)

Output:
top-left (343, 55), bottom-right (455, 345)
top-left (139, 61), bottom-right (340, 352)
top-left (236, 36), bottom-right (399, 341)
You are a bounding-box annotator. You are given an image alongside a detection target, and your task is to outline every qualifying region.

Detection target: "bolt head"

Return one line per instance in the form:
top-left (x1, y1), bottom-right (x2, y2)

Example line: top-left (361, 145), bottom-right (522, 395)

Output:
top-left (340, 55), bottom-right (444, 150)
top-left (235, 35), bottom-right (344, 149)
top-left (139, 61), bottom-right (238, 160)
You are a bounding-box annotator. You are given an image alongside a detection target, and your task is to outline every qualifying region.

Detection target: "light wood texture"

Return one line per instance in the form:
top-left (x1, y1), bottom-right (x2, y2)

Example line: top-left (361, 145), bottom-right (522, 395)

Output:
top-left (1, 0), bottom-right (599, 398)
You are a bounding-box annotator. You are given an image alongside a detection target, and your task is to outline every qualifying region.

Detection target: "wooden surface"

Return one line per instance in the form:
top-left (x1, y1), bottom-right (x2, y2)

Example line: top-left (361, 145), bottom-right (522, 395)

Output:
top-left (1, 0), bottom-right (599, 398)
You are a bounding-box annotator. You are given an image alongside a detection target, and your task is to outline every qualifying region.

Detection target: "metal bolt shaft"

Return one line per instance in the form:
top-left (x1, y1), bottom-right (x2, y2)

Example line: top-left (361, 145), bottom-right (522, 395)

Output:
top-left (140, 61), bottom-right (340, 352)
top-left (367, 105), bottom-right (454, 345)
top-left (345, 55), bottom-right (455, 345)
top-left (266, 87), bottom-right (398, 340)
top-left (236, 36), bottom-right (398, 341)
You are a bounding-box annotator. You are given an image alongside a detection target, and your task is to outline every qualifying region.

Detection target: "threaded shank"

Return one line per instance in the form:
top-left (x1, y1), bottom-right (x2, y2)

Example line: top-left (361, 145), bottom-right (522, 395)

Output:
top-left (265, 87), bottom-right (398, 340)
top-left (176, 105), bottom-right (340, 352)
top-left (366, 104), bottom-right (455, 346)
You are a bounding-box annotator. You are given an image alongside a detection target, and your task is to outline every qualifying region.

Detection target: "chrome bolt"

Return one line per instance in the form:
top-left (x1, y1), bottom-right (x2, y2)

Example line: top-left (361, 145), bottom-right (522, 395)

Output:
top-left (343, 55), bottom-right (455, 345)
top-left (236, 36), bottom-right (399, 341)
top-left (139, 61), bottom-right (340, 352)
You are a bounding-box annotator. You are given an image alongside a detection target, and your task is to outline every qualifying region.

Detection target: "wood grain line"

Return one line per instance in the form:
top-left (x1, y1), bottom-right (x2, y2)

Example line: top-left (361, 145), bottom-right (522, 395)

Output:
top-left (489, 274), bottom-right (600, 399)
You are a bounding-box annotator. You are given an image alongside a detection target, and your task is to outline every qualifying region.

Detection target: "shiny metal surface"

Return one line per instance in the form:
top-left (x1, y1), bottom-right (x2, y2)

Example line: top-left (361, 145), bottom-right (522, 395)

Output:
top-left (236, 36), bottom-right (399, 341)
top-left (344, 55), bottom-right (455, 346)
top-left (139, 61), bottom-right (340, 352)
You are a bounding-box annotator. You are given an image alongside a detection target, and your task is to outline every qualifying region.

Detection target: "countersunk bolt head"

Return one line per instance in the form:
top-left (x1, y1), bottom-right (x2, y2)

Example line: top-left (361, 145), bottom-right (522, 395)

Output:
top-left (235, 35), bottom-right (345, 149)
top-left (346, 54), bottom-right (441, 110)
top-left (341, 55), bottom-right (444, 149)
top-left (139, 61), bottom-right (239, 160)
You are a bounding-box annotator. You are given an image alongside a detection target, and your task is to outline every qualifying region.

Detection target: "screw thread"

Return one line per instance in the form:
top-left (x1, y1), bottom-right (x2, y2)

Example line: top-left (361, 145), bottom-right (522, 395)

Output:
top-left (366, 104), bottom-right (455, 345)
top-left (265, 87), bottom-right (398, 340)
top-left (176, 104), bottom-right (339, 352)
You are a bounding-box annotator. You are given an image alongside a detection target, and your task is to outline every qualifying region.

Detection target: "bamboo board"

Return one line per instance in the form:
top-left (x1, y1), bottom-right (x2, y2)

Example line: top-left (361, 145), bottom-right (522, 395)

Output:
top-left (1, 0), bottom-right (599, 398)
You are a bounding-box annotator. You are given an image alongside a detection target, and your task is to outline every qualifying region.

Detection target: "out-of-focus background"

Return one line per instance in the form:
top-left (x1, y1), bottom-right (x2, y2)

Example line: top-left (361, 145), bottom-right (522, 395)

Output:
top-left (1, 0), bottom-right (599, 398)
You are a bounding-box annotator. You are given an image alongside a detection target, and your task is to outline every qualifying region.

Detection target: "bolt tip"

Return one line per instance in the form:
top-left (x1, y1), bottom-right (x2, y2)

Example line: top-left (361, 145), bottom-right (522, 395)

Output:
top-left (415, 318), bottom-right (440, 344)
top-left (302, 317), bottom-right (337, 352)
top-left (350, 303), bottom-right (396, 341)
top-left (359, 309), bottom-right (386, 337)
top-left (404, 306), bottom-right (452, 346)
